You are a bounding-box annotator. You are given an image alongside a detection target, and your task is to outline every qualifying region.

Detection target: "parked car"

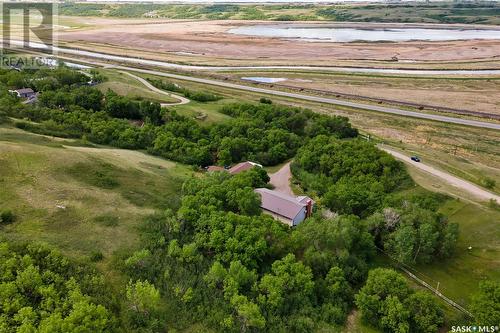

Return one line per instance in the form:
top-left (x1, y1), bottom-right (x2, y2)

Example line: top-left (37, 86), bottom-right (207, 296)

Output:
top-left (411, 156), bottom-right (421, 162)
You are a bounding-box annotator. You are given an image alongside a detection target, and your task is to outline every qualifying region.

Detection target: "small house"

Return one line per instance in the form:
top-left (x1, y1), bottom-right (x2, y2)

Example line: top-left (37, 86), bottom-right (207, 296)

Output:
top-left (228, 161), bottom-right (262, 175)
top-left (10, 88), bottom-right (35, 99)
top-left (206, 161), bottom-right (262, 174)
top-left (255, 188), bottom-right (314, 227)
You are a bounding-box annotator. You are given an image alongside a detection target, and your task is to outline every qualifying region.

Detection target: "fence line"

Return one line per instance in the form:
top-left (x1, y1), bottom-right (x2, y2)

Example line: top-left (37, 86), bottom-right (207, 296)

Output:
top-left (376, 247), bottom-right (474, 318)
top-left (398, 266), bottom-right (474, 318)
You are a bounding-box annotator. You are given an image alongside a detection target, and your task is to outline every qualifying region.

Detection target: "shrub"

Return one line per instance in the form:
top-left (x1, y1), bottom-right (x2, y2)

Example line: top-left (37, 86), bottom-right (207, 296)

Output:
top-left (259, 97), bottom-right (273, 104)
top-left (184, 90), bottom-right (222, 102)
top-left (481, 177), bottom-right (496, 189)
top-left (0, 110), bottom-right (8, 124)
top-left (0, 209), bottom-right (15, 224)
top-left (90, 250), bottom-right (104, 262)
top-left (489, 199), bottom-right (500, 211)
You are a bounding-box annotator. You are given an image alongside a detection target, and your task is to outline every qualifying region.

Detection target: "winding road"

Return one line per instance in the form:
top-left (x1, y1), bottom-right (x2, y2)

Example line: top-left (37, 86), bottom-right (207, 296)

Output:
top-left (119, 71), bottom-right (190, 106)
top-left (269, 162), bottom-right (294, 197)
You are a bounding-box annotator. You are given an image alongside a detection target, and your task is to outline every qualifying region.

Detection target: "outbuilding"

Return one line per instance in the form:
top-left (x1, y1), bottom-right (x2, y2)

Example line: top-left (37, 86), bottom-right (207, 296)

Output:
top-left (228, 161), bottom-right (262, 175)
top-left (10, 88), bottom-right (35, 99)
top-left (206, 161), bottom-right (263, 174)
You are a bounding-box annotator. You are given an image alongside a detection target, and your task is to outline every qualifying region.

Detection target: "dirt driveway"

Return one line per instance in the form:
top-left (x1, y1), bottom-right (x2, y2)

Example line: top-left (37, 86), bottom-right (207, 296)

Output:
top-left (269, 162), bottom-right (293, 196)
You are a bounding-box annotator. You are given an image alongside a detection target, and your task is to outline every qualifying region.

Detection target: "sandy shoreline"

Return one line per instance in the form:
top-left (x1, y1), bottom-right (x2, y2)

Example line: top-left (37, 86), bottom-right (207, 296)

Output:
top-left (58, 18), bottom-right (500, 65)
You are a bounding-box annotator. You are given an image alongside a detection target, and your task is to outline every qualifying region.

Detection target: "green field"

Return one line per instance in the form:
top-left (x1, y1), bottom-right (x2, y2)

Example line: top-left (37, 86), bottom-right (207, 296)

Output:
top-left (416, 200), bottom-right (500, 305)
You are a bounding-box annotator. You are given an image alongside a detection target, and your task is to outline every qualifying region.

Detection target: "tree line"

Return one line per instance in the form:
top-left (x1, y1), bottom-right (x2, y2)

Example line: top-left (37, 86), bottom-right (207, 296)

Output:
top-left (2, 67), bottom-right (357, 167)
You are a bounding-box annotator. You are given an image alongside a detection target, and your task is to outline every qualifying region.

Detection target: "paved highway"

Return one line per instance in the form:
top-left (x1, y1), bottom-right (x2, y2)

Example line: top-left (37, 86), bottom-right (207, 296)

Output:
top-left (49, 54), bottom-right (500, 131)
top-left (112, 66), bottom-right (500, 130)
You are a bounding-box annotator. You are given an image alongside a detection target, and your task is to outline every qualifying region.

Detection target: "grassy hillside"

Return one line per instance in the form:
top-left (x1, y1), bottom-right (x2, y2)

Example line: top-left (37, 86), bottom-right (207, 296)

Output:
top-left (0, 125), bottom-right (192, 276)
top-left (59, 2), bottom-right (500, 25)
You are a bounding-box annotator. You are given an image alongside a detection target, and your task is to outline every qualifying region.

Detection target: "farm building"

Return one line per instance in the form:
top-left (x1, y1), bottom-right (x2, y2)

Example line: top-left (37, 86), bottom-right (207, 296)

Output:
top-left (9, 88), bottom-right (35, 98)
top-left (206, 161), bottom-right (263, 174)
top-left (228, 161), bottom-right (262, 174)
top-left (254, 188), bottom-right (314, 227)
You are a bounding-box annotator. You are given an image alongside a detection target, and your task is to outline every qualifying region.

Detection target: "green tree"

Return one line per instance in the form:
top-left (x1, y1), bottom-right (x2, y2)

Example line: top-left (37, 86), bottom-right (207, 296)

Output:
top-left (230, 294), bottom-right (265, 331)
top-left (380, 295), bottom-right (410, 333)
top-left (355, 268), bottom-right (412, 327)
top-left (317, 266), bottom-right (353, 324)
top-left (356, 268), bottom-right (444, 333)
top-left (406, 291), bottom-right (444, 333)
top-left (470, 280), bottom-right (500, 327)
top-left (292, 215), bottom-right (374, 283)
top-left (258, 254), bottom-right (314, 316)
top-left (438, 222), bottom-right (459, 258)
top-left (386, 225), bottom-right (416, 264)
top-left (0, 242), bottom-right (116, 332)
top-left (125, 280), bottom-right (161, 332)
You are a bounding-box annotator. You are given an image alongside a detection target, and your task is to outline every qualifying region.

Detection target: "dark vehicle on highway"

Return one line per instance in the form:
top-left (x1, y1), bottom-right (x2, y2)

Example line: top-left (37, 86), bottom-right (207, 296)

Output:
top-left (411, 156), bottom-right (421, 162)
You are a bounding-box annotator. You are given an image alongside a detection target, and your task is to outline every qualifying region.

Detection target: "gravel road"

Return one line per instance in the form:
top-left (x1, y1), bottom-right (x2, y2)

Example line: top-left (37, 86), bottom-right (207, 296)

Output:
top-left (380, 146), bottom-right (500, 202)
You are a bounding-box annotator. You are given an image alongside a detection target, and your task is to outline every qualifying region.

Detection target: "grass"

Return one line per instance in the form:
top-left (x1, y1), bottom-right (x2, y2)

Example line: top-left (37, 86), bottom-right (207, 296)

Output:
top-left (3, 61), bottom-right (497, 331)
top-left (384, 128), bottom-right (500, 195)
top-left (170, 100), bottom-right (232, 125)
top-left (381, 161), bottom-right (500, 314)
top-left (129, 71), bottom-right (500, 322)
top-left (414, 200), bottom-right (500, 306)
top-left (218, 70), bottom-right (500, 117)
top-left (138, 73), bottom-right (249, 124)
top-left (96, 70), bottom-right (178, 103)
top-left (0, 126), bottom-right (193, 276)
top-left (342, 310), bottom-right (381, 333)
top-left (66, 160), bottom-right (120, 189)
